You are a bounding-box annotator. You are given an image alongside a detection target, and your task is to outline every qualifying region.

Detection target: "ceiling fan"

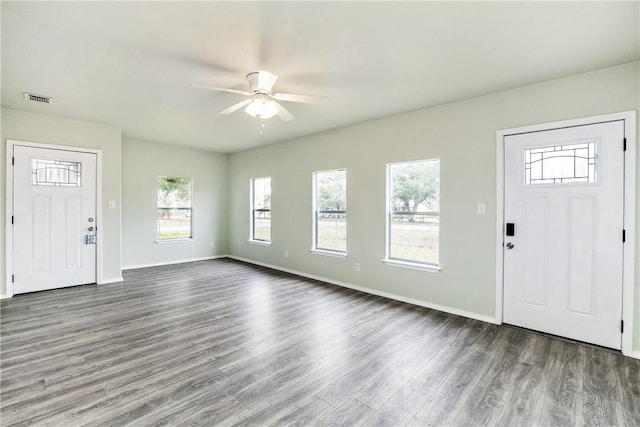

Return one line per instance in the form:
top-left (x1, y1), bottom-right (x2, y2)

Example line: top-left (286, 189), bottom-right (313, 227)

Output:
top-left (190, 70), bottom-right (328, 121)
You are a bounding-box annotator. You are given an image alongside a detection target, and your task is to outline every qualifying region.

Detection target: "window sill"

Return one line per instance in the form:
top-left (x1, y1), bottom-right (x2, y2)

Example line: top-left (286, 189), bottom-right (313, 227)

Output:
top-left (155, 238), bottom-right (194, 244)
top-left (248, 239), bottom-right (271, 247)
top-left (381, 258), bottom-right (441, 273)
top-left (310, 248), bottom-right (347, 258)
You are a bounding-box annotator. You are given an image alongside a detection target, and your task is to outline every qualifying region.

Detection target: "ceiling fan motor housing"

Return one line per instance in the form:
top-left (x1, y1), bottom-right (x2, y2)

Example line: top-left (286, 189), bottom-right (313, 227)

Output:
top-left (247, 70), bottom-right (278, 94)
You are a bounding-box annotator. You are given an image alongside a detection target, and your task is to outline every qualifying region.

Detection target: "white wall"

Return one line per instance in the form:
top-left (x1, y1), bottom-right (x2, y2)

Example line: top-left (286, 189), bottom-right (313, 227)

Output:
top-left (228, 62), bottom-right (640, 353)
top-left (1, 108), bottom-right (123, 294)
top-left (121, 138), bottom-right (228, 268)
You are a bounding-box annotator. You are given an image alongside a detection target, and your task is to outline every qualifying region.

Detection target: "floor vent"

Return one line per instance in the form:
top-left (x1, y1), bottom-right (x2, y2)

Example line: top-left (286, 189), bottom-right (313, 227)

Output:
top-left (23, 92), bottom-right (53, 104)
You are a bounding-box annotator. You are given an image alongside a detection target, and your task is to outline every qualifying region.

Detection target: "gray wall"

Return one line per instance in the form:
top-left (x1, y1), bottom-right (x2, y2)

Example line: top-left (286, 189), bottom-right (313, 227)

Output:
top-left (228, 62), bottom-right (640, 352)
top-left (1, 108), bottom-right (123, 293)
top-left (2, 63), bottom-right (639, 353)
top-left (121, 138), bottom-right (228, 267)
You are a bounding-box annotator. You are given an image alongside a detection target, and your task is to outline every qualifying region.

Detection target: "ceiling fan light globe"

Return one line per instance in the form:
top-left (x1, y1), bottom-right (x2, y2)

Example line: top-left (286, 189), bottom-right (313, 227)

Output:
top-left (244, 98), bottom-right (279, 119)
top-left (244, 98), bottom-right (264, 118)
top-left (261, 101), bottom-right (279, 119)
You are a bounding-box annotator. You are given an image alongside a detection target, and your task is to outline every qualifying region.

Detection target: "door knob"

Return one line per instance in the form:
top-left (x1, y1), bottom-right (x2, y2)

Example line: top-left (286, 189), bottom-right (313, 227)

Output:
top-left (506, 242), bottom-right (514, 249)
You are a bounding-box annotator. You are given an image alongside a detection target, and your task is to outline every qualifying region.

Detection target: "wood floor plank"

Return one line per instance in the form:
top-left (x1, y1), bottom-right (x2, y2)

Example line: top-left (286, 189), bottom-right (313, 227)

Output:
top-left (449, 327), bottom-right (528, 426)
top-left (614, 352), bottom-right (640, 426)
top-left (1, 258), bottom-right (639, 427)
top-left (493, 362), bottom-right (545, 426)
top-left (315, 398), bottom-right (374, 427)
top-left (353, 336), bottom-right (444, 410)
top-left (270, 396), bottom-right (335, 427)
top-left (361, 378), bottom-right (435, 427)
top-left (537, 339), bottom-right (585, 427)
top-left (413, 348), bottom-right (493, 426)
top-left (582, 346), bottom-right (625, 426)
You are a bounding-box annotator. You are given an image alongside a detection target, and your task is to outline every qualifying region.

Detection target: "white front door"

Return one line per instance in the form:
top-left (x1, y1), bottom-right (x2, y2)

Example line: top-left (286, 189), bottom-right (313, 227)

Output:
top-left (12, 145), bottom-right (97, 294)
top-left (503, 121), bottom-right (625, 349)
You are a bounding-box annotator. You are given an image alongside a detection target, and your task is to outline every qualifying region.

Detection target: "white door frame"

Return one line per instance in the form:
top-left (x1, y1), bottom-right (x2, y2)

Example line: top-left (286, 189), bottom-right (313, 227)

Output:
top-left (5, 139), bottom-right (104, 298)
top-left (496, 111), bottom-right (636, 358)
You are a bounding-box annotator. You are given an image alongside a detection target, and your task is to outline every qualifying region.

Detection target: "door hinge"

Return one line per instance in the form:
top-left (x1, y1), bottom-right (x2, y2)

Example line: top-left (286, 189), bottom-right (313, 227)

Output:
top-left (621, 320), bottom-right (624, 333)
top-left (624, 138), bottom-right (627, 151)
top-left (12, 156), bottom-right (15, 166)
top-left (11, 274), bottom-right (15, 283)
top-left (623, 229), bottom-right (626, 242)
top-left (11, 216), bottom-right (14, 225)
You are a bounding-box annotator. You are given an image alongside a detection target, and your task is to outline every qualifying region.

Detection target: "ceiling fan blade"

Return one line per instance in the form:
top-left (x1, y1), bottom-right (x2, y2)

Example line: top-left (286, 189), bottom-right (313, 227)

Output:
top-left (189, 84), bottom-right (251, 96)
top-left (273, 93), bottom-right (329, 104)
top-left (219, 99), bottom-right (252, 115)
top-left (271, 100), bottom-right (295, 122)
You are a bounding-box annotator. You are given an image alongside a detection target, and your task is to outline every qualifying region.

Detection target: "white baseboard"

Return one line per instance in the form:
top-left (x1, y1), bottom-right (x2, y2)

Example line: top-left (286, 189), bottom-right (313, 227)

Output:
top-left (0, 293), bottom-right (11, 299)
top-left (122, 255), bottom-right (226, 271)
top-left (633, 351), bottom-right (640, 360)
top-left (228, 255), bottom-right (497, 325)
top-left (99, 277), bottom-right (124, 285)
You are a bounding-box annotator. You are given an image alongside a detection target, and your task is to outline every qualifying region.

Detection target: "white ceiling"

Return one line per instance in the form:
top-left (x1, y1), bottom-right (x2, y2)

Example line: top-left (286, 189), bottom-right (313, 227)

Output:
top-left (2, 1), bottom-right (638, 153)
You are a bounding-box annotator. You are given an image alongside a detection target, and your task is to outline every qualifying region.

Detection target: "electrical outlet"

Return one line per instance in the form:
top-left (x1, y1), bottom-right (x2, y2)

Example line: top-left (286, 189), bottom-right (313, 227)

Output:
top-left (285, 250), bottom-right (289, 258)
top-left (477, 202), bottom-right (486, 215)
top-left (209, 242), bottom-right (215, 248)
top-left (355, 262), bottom-right (360, 272)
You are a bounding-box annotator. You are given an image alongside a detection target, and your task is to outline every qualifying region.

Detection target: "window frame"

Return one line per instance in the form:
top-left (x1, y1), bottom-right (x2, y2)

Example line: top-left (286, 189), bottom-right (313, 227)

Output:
top-left (312, 168), bottom-right (347, 256)
top-left (249, 176), bottom-right (272, 244)
top-left (384, 159), bottom-right (441, 272)
top-left (156, 176), bottom-right (193, 242)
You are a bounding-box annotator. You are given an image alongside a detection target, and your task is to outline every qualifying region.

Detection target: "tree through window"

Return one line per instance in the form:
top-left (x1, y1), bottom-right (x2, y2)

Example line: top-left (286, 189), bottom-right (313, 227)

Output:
top-left (387, 159), bottom-right (440, 265)
top-left (313, 169), bottom-right (347, 253)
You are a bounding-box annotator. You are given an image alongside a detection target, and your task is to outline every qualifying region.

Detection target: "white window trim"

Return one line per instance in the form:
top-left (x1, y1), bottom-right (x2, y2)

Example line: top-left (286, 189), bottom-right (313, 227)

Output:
top-left (154, 238), bottom-right (194, 244)
top-left (310, 248), bottom-right (347, 258)
top-left (382, 258), bottom-right (441, 273)
top-left (248, 239), bottom-right (271, 247)
top-left (495, 111), bottom-right (636, 359)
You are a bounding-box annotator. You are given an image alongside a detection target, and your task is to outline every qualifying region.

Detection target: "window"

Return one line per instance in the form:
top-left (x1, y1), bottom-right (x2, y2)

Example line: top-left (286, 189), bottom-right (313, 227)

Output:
top-left (32, 159), bottom-right (81, 187)
top-left (251, 177), bottom-right (271, 242)
top-left (313, 169), bottom-right (347, 254)
top-left (387, 159), bottom-right (440, 267)
top-left (157, 177), bottom-right (193, 240)
top-left (525, 142), bottom-right (596, 185)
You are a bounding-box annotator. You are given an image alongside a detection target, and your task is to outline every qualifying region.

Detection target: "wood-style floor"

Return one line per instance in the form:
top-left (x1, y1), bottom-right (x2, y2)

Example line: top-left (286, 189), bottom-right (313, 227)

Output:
top-left (1, 259), bottom-right (639, 427)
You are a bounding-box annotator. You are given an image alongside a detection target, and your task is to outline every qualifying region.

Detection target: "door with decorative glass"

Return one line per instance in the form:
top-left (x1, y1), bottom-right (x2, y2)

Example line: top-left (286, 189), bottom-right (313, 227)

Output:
top-left (503, 121), bottom-right (624, 349)
top-left (12, 145), bottom-right (97, 294)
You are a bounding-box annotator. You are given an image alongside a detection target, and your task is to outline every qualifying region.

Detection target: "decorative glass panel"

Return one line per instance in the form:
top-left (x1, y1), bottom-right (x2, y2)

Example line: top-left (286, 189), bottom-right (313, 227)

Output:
top-left (525, 142), bottom-right (596, 185)
top-left (32, 159), bottom-right (81, 187)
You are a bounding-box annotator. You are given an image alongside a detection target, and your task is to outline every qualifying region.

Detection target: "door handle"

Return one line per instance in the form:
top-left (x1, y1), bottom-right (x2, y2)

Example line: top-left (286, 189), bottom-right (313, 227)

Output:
top-left (88, 226), bottom-right (95, 232)
top-left (506, 242), bottom-right (514, 250)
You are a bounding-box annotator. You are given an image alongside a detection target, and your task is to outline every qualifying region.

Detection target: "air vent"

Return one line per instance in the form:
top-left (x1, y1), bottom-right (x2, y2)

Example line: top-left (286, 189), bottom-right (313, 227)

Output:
top-left (23, 92), bottom-right (53, 104)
